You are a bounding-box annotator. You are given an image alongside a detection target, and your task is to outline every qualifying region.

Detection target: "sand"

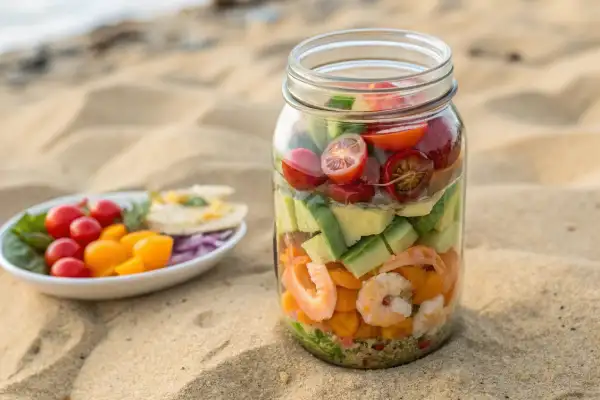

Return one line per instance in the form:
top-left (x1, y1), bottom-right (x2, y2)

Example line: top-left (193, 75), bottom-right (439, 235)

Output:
top-left (1, 0), bottom-right (600, 399)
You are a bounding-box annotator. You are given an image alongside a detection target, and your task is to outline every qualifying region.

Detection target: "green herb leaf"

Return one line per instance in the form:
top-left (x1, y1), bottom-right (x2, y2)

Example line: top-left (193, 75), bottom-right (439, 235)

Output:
top-left (2, 231), bottom-right (48, 274)
top-left (341, 122), bottom-right (366, 135)
top-left (11, 211), bottom-right (53, 251)
top-left (122, 200), bottom-right (151, 232)
top-left (182, 196), bottom-right (208, 207)
top-left (326, 95), bottom-right (355, 110)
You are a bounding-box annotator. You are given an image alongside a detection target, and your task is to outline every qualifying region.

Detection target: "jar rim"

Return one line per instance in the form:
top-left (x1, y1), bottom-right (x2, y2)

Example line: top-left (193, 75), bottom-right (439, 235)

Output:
top-left (288, 28), bottom-right (453, 87)
top-left (283, 28), bottom-right (456, 120)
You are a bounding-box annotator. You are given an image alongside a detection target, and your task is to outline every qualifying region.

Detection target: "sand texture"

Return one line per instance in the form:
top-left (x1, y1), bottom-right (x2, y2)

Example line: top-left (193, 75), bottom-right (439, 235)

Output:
top-left (1, 0), bottom-right (600, 399)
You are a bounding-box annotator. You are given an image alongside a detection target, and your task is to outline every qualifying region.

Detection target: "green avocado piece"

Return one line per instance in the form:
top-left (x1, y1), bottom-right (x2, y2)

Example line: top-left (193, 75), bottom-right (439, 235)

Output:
top-left (381, 217), bottom-right (419, 255)
top-left (409, 183), bottom-right (459, 235)
top-left (341, 235), bottom-right (392, 278)
top-left (305, 196), bottom-right (347, 260)
top-left (295, 198), bottom-right (320, 233)
top-left (301, 233), bottom-right (337, 264)
top-left (275, 191), bottom-right (297, 234)
top-left (418, 221), bottom-right (460, 253)
top-left (434, 187), bottom-right (460, 232)
top-left (396, 188), bottom-right (447, 218)
top-left (331, 204), bottom-right (394, 247)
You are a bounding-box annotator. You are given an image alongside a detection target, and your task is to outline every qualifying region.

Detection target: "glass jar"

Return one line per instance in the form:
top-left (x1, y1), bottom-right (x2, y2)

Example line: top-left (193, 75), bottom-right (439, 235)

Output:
top-left (272, 29), bottom-right (465, 369)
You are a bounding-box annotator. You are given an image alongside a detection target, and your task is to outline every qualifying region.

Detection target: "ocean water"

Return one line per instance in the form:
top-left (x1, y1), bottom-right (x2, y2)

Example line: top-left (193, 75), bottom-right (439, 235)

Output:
top-left (0, 0), bottom-right (209, 52)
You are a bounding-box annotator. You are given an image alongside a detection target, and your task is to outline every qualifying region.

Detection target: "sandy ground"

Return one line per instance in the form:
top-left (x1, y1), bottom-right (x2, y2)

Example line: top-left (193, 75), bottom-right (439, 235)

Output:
top-left (1, 0), bottom-right (600, 399)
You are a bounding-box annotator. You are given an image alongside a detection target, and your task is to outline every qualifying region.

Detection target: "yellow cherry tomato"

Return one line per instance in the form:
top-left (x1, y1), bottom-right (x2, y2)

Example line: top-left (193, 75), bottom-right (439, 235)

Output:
top-left (120, 230), bottom-right (158, 256)
top-left (99, 223), bottom-right (127, 242)
top-left (114, 257), bottom-right (145, 276)
top-left (84, 240), bottom-right (129, 277)
top-left (133, 235), bottom-right (173, 270)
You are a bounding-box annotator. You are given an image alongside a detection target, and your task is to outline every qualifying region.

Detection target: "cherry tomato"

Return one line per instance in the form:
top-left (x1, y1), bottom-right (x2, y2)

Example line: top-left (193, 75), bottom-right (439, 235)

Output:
top-left (45, 205), bottom-right (85, 239)
top-left (90, 199), bottom-right (122, 227)
top-left (321, 134), bottom-right (367, 184)
top-left (381, 149), bottom-right (434, 202)
top-left (50, 257), bottom-right (91, 278)
top-left (362, 123), bottom-right (427, 151)
top-left (281, 148), bottom-right (327, 190)
top-left (69, 216), bottom-right (102, 246)
top-left (325, 182), bottom-right (375, 204)
top-left (415, 116), bottom-right (461, 170)
top-left (362, 82), bottom-right (406, 111)
top-left (45, 238), bottom-right (82, 266)
top-left (133, 235), bottom-right (174, 270)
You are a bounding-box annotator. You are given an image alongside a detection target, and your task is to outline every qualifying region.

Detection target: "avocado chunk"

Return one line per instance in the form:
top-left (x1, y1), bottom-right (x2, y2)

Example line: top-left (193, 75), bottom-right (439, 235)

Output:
top-left (418, 221), bottom-right (460, 253)
top-left (301, 233), bottom-right (336, 264)
top-left (295, 198), bottom-right (320, 233)
top-left (296, 196), bottom-right (347, 260)
top-left (274, 191), bottom-right (298, 234)
top-left (381, 217), bottom-right (419, 255)
top-left (396, 187), bottom-right (447, 218)
top-left (409, 183), bottom-right (459, 235)
top-left (341, 235), bottom-right (392, 278)
top-left (331, 205), bottom-right (394, 247)
top-left (434, 186), bottom-right (460, 232)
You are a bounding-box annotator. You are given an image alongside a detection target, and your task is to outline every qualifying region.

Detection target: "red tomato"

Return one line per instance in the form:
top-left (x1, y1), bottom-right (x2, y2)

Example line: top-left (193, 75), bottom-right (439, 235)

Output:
top-left (362, 123), bottom-right (428, 151)
top-left (90, 199), bottom-right (122, 227)
top-left (321, 134), bottom-right (368, 184)
top-left (381, 149), bottom-right (434, 202)
top-left (69, 216), bottom-right (102, 246)
top-left (51, 257), bottom-right (91, 278)
top-left (363, 82), bottom-right (406, 111)
top-left (45, 205), bottom-right (85, 239)
top-left (325, 182), bottom-right (375, 204)
top-left (415, 116), bottom-right (461, 170)
top-left (281, 148), bottom-right (327, 190)
top-left (45, 238), bottom-right (82, 266)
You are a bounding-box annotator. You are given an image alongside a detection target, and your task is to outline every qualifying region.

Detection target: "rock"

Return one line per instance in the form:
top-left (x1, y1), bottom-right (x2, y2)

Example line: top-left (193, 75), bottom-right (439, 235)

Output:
top-left (18, 45), bottom-right (51, 74)
top-left (89, 21), bottom-right (145, 54)
top-left (212, 0), bottom-right (264, 11)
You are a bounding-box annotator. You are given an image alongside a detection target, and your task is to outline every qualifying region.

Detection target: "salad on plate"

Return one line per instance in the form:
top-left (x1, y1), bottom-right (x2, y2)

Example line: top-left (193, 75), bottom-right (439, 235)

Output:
top-left (2, 185), bottom-right (247, 279)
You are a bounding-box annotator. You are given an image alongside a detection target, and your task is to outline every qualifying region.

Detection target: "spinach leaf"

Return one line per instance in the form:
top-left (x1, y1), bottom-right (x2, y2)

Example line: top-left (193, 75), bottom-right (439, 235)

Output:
top-left (182, 196), bottom-right (208, 207)
top-left (2, 231), bottom-right (48, 274)
top-left (122, 200), bottom-right (151, 232)
top-left (11, 211), bottom-right (53, 251)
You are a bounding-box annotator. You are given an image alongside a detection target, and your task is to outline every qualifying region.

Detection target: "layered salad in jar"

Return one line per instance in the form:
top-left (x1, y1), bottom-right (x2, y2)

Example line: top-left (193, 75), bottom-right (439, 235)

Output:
top-left (273, 83), bottom-right (464, 369)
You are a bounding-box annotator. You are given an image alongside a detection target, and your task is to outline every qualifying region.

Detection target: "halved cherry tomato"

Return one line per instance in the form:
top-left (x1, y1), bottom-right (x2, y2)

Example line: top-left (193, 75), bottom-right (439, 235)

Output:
top-left (415, 116), bottom-right (461, 170)
top-left (362, 123), bottom-right (428, 151)
top-left (381, 149), bottom-right (434, 202)
top-left (325, 182), bottom-right (375, 204)
top-left (321, 134), bottom-right (367, 184)
top-left (281, 148), bottom-right (327, 190)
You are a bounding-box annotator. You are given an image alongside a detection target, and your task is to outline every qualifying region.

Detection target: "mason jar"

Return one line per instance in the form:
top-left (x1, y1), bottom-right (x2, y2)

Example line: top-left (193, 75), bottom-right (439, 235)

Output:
top-left (272, 29), bottom-right (465, 369)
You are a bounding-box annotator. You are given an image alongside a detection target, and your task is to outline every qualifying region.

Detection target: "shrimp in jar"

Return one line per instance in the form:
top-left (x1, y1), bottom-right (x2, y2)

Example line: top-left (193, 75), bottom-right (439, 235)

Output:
top-left (380, 245), bottom-right (453, 292)
top-left (356, 272), bottom-right (413, 328)
top-left (282, 262), bottom-right (337, 322)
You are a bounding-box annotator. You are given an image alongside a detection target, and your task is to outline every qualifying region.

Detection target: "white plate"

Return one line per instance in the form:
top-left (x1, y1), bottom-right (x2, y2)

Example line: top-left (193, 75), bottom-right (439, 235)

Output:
top-left (0, 191), bottom-right (247, 301)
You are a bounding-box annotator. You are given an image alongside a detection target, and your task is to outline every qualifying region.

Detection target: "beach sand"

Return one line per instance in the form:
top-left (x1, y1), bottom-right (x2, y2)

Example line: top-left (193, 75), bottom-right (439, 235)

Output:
top-left (1, 0), bottom-right (600, 399)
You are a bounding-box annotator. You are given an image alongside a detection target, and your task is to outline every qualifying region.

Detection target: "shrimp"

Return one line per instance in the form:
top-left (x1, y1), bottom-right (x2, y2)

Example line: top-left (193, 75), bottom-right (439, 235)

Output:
top-left (281, 262), bottom-right (337, 322)
top-left (356, 272), bottom-right (413, 327)
top-left (380, 245), bottom-right (452, 291)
